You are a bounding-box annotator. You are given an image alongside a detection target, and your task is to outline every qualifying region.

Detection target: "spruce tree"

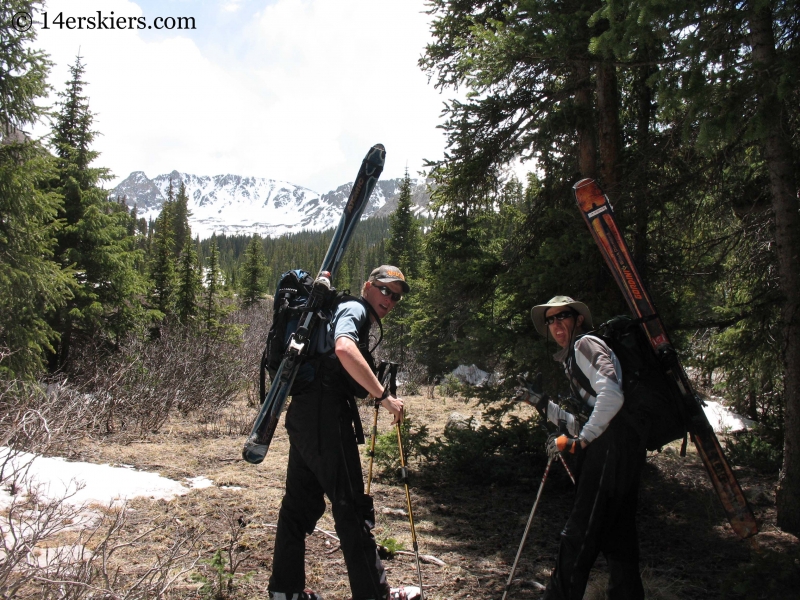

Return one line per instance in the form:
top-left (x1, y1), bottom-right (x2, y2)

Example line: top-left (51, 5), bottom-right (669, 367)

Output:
top-left (176, 235), bottom-right (201, 326)
top-left (240, 235), bottom-right (269, 307)
top-left (383, 171), bottom-right (423, 363)
top-left (173, 180), bottom-right (191, 259)
top-left (150, 201), bottom-right (177, 317)
top-left (0, 1), bottom-right (74, 378)
top-left (49, 55), bottom-right (143, 364)
top-left (203, 235), bottom-right (223, 335)
top-left (386, 171), bottom-right (423, 279)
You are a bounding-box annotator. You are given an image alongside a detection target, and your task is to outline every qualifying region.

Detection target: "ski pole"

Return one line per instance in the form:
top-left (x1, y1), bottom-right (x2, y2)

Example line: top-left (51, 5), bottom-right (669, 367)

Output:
top-left (391, 363), bottom-right (424, 600)
top-left (501, 456), bottom-right (555, 600)
top-left (366, 362), bottom-right (391, 496)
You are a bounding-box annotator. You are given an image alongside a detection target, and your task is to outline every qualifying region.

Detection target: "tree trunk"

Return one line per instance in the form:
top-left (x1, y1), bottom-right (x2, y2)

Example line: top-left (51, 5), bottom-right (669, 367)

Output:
top-left (596, 60), bottom-right (621, 194)
top-left (749, 2), bottom-right (800, 535)
top-left (575, 61), bottom-right (597, 179)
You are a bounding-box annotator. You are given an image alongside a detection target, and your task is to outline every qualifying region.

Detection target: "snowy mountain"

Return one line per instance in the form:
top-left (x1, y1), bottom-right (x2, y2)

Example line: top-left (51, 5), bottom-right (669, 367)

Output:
top-left (110, 171), bottom-right (430, 240)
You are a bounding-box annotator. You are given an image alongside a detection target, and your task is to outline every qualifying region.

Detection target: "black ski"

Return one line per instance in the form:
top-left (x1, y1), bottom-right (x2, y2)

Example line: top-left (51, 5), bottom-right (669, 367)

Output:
top-left (573, 178), bottom-right (758, 539)
top-left (242, 144), bottom-right (386, 465)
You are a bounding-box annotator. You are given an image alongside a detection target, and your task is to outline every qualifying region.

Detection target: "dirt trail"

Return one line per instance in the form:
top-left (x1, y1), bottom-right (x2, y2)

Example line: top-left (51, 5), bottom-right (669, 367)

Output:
top-left (72, 394), bottom-right (797, 599)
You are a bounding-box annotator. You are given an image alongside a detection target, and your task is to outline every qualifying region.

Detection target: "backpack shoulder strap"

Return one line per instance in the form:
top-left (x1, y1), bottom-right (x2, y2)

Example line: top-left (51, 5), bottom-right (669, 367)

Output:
top-left (568, 334), bottom-right (597, 398)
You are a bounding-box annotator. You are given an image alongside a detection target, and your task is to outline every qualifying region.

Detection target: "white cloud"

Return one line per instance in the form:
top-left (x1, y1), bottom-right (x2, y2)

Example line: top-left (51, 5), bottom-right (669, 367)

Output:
top-left (31, 0), bottom-right (451, 192)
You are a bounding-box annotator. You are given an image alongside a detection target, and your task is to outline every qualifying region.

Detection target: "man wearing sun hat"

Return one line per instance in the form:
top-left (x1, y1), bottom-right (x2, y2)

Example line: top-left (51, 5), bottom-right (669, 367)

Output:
top-left (525, 295), bottom-right (646, 600)
top-left (268, 266), bottom-right (420, 600)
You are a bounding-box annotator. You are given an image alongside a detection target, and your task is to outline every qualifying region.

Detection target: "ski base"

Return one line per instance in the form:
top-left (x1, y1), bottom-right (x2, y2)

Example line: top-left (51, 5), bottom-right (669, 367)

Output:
top-left (573, 177), bottom-right (758, 539)
top-left (242, 144), bottom-right (386, 465)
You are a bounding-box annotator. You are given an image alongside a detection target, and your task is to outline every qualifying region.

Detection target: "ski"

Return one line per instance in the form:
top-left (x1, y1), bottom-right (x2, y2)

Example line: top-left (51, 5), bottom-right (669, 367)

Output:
top-left (573, 178), bottom-right (758, 539)
top-left (242, 143), bottom-right (386, 465)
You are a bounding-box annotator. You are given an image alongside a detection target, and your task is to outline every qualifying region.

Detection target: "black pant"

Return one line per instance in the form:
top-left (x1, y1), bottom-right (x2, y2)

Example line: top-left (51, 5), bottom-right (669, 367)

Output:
top-left (543, 418), bottom-right (646, 600)
top-left (269, 382), bottom-right (389, 600)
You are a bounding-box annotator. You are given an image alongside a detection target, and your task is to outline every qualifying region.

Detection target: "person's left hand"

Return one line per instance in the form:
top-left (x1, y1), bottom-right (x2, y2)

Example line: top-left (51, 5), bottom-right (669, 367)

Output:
top-left (381, 394), bottom-right (404, 425)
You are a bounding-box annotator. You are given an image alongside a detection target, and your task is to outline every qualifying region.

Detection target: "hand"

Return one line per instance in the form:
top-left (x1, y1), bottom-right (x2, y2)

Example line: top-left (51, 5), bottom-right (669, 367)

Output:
top-left (381, 394), bottom-right (404, 425)
top-left (546, 433), bottom-right (580, 459)
top-left (514, 372), bottom-right (549, 412)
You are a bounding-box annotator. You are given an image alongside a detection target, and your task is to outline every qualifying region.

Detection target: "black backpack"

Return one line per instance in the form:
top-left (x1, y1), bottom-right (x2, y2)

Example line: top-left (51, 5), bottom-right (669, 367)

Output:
top-left (259, 269), bottom-right (380, 402)
top-left (569, 315), bottom-right (689, 452)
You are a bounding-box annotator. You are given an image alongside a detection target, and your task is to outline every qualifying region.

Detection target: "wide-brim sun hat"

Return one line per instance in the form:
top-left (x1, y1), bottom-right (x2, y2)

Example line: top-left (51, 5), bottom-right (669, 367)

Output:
top-left (531, 295), bottom-right (593, 337)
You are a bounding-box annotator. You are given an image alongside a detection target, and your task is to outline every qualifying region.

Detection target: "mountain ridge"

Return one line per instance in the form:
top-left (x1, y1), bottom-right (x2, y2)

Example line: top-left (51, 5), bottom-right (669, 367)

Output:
top-left (110, 170), bottom-right (430, 240)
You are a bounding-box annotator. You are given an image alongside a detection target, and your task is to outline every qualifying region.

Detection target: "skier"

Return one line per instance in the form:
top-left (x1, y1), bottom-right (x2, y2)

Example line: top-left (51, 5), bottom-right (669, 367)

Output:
top-left (526, 295), bottom-right (647, 600)
top-left (268, 266), bottom-right (421, 600)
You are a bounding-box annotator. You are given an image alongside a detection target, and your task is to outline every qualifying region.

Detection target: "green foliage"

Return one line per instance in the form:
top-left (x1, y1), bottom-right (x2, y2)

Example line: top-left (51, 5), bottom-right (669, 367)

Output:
top-left (0, 1), bottom-right (51, 129)
top-left (369, 416), bottom-right (430, 476)
top-left (422, 413), bottom-right (549, 486)
top-left (725, 426), bottom-right (784, 474)
top-left (0, 142), bottom-right (73, 378)
top-left (199, 216), bottom-right (390, 296)
top-left (176, 236), bottom-right (201, 326)
top-left (49, 56), bottom-right (144, 364)
top-left (193, 550), bottom-right (238, 600)
top-left (720, 547), bottom-right (800, 600)
top-left (377, 537), bottom-right (405, 557)
top-left (149, 196), bottom-right (177, 317)
top-left (239, 234), bottom-right (269, 307)
top-left (386, 170), bottom-right (423, 279)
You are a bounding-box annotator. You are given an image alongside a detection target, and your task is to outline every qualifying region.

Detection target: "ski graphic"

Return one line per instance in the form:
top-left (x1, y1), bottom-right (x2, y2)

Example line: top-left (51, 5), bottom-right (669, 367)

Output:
top-left (242, 144), bottom-right (386, 465)
top-left (573, 178), bottom-right (758, 539)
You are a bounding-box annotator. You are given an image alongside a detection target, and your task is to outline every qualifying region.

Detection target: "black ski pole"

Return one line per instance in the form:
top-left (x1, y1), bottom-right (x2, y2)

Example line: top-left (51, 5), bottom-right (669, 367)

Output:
top-left (391, 363), bottom-right (424, 600)
top-left (501, 456), bottom-right (555, 600)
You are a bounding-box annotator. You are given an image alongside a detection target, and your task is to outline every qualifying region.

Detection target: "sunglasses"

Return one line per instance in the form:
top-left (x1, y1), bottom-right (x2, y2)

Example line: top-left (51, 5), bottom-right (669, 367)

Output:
top-left (545, 310), bottom-right (576, 325)
top-left (374, 285), bottom-right (403, 302)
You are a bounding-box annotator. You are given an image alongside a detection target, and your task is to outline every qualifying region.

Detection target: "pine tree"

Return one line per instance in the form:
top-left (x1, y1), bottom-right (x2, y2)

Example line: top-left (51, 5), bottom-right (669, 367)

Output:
top-left (48, 55), bottom-right (144, 365)
top-left (386, 170), bottom-right (423, 279)
top-left (203, 235), bottom-right (223, 335)
top-left (239, 235), bottom-right (269, 307)
top-left (150, 202), bottom-right (177, 317)
top-left (0, 1), bottom-right (74, 378)
top-left (173, 180), bottom-right (191, 258)
top-left (176, 236), bottom-right (201, 326)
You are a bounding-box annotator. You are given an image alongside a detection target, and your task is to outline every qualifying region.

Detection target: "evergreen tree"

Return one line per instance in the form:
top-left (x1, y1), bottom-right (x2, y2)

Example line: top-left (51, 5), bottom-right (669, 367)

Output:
top-left (176, 235), bottom-right (201, 326)
top-left (386, 170), bottom-right (423, 279)
top-left (239, 235), bottom-right (269, 307)
top-left (150, 201), bottom-right (177, 317)
top-left (173, 180), bottom-right (191, 258)
top-left (203, 235), bottom-right (223, 335)
top-left (49, 55), bottom-right (144, 364)
top-left (0, 1), bottom-right (74, 378)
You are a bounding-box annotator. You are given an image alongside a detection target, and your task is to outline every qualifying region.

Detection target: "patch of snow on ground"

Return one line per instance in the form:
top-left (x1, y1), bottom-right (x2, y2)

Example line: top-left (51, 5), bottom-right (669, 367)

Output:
top-left (0, 447), bottom-right (204, 509)
top-left (701, 399), bottom-right (756, 434)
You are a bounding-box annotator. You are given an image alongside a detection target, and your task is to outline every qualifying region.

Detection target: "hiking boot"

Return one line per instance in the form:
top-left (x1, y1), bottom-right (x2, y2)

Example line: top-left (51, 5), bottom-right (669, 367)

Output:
top-left (268, 591), bottom-right (323, 600)
top-left (389, 586), bottom-right (421, 600)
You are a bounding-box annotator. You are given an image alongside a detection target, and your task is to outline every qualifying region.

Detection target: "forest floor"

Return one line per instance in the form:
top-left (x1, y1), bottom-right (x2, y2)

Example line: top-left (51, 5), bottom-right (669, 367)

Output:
top-left (68, 392), bottom-right (798, 600)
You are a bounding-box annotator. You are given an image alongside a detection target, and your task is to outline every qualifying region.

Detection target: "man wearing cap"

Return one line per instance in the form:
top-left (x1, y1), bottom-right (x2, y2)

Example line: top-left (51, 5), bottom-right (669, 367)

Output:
top-left (269, 266), bottom-right (420, 600)
top-left (527, 296), bottom-right (646, 600)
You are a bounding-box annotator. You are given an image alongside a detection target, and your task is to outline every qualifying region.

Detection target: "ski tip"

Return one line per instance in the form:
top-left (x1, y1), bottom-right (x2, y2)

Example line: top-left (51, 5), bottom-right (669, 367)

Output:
top-left (573, 178), bottom-right (597, 191)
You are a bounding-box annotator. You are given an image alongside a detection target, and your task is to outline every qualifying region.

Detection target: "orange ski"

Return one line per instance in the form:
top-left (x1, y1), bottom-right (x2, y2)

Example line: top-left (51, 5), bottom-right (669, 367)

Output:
top-left (573, 178), bottom-right (758, 539)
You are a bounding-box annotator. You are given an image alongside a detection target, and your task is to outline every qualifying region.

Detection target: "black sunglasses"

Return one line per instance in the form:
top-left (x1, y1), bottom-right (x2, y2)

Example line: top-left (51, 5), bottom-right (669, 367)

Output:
top-left (545, 310), bottom-right (576, 325)
top-left (373, 285), bottom-right (403, 302)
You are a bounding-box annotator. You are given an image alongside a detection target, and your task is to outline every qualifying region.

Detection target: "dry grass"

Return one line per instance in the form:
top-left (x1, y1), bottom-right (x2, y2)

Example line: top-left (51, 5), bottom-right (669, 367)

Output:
top-left (20, 389), bottom-right (797, 600)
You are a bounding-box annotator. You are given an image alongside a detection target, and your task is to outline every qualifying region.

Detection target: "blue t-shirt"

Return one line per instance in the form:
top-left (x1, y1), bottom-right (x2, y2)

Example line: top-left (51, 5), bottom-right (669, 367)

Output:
top-left (317, 299), bottom-right (369, 355)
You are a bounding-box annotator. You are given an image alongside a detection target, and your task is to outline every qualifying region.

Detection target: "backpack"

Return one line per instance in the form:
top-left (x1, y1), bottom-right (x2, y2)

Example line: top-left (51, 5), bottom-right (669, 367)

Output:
top-left (259, 269), bottom-right (381, 402)
top-left (569, 315), bottom-right (689, 452)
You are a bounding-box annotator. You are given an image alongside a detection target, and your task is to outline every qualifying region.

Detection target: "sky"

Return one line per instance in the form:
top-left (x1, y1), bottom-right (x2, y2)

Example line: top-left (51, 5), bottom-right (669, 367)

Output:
top-left (28, 0), bottom-right (455, 193)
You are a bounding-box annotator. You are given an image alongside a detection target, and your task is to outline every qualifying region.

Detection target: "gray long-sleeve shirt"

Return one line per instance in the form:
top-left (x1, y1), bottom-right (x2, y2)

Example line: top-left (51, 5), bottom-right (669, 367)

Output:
top-left (546, 335), bottom-right (624, 445)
